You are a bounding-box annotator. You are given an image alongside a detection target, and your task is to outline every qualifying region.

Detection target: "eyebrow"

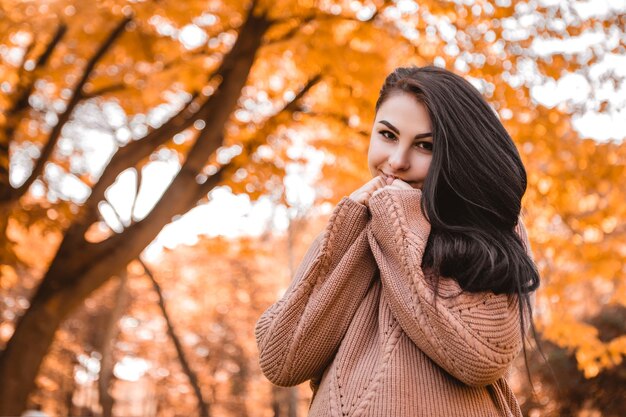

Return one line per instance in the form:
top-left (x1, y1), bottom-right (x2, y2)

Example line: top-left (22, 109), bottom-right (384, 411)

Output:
top-left (378, 120), bottom-right (432, 139)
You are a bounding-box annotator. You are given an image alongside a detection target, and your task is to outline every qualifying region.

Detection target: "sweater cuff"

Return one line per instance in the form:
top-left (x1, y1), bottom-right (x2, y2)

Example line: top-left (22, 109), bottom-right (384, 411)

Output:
top-left (325, 196), bottom-right (369, 244)
top-left (369, 188), bottom-right (430, 242)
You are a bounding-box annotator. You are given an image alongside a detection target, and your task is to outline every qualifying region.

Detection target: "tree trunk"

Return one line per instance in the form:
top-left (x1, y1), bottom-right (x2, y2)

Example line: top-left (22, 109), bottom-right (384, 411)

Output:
top-left (0, 289), bottom-right (73, 415)
top-left (0, 5), bottom-right (272, 414)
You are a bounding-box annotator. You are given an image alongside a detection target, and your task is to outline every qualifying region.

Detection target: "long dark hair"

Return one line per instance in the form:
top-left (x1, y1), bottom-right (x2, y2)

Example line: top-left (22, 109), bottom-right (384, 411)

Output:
top-left (375, 65), bottom-right (542, 379)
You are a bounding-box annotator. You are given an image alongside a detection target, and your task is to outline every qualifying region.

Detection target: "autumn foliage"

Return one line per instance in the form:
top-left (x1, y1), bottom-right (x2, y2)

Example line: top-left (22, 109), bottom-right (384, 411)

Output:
top-left (1, 0), bottom-right (625, 415)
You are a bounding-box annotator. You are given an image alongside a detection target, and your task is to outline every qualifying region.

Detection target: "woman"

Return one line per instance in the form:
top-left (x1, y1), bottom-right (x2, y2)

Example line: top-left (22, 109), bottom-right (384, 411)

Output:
top-left (255, 65), bottom-right (540, 416)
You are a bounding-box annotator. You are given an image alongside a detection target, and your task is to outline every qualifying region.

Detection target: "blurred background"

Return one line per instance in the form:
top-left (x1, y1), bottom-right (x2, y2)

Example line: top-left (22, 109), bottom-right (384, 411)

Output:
top-left (0, 0), bottom-right (625, 416)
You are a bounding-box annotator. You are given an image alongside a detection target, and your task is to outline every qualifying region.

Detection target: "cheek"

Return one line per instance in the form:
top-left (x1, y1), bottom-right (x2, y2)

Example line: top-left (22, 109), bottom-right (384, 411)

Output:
top-left (367, 140), bottom-right (385, 165)
top-left (413, 155), bottom-right (432, 176)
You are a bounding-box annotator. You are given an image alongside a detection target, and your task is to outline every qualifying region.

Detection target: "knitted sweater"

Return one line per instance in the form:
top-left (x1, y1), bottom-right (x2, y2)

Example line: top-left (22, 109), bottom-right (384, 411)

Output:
top-left (255, 187), bottom-right (535, 417)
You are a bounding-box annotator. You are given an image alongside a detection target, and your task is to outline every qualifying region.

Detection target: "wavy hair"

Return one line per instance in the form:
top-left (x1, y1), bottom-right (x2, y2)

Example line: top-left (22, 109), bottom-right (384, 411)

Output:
top-left (375, 65), bottom-right (542, 379)
top-left (376, 65), bottom-right (539, 295)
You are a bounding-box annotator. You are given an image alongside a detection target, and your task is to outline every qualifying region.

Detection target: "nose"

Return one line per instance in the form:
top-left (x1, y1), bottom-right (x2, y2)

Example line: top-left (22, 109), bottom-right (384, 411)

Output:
top-left (389, 147), bottom-right (410, 171)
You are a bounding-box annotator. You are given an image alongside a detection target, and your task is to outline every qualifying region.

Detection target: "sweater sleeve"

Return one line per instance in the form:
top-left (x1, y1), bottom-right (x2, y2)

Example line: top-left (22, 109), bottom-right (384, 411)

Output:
top-left (367, 187), bottom-right (535, 387)
top-left (255, 196), bottom-right (376, 387)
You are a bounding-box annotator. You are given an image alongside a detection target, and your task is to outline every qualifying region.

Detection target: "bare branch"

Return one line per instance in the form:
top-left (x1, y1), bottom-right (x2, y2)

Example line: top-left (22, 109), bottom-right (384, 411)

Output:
top-left (97, 272), bottom-right (129, 417)
top-left (265, 1), bottom-right (391, 46)
top-left (13, 16), bottom-right (131, 201)
top-left (129, 167), bottom-right (141, 225)
top-left (282, 73), bottom-right (322, 111)
top-left (80, 82), bottom-right (126, 100)
top-left (35, 23), bottom-right (69, 69)
top-left (0, 23), bottom-right (67, 201)
top-left (140, 259), bottom-right (211, 417)
top-left (102, 194), bottom-right (208, 414)
top-left (263, 14), bottom-right (317, 45)
top-left (75, 90), bottom-right (202, 229)
top-left (196, 74), bottom-right (322, 201)
top-left (50, 3), bottom-right (273, 282)
top-left (63, 4), bottom-right (279, 240)
top-left (9, 23), bottom-right (68, 117)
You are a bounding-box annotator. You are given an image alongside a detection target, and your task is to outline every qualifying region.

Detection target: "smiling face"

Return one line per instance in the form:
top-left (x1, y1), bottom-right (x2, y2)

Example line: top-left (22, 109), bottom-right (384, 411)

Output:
top-left (368, 92), bottom-right (434, 190)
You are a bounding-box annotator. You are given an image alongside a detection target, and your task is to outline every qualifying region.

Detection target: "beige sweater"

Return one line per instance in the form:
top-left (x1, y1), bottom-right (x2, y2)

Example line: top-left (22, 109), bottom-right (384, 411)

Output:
top-left (256, 188), bottom-right (534, 417)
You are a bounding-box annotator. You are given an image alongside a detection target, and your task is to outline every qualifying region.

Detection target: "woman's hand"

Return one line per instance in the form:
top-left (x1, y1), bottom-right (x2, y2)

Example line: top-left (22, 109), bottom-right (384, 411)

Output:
top-left (349, 176), bottom-right (387, 208)
top-left (350, 177), bottom-right (415, 208)
top-left (371, 178), bottom-right (414, 199)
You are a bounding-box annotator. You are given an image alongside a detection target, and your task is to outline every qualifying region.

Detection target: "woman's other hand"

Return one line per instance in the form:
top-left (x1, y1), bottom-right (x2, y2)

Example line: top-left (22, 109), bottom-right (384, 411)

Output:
top-left (349, 176), bottom-right (387, 208)
top-left (371, 178), bottom-right (414, 199)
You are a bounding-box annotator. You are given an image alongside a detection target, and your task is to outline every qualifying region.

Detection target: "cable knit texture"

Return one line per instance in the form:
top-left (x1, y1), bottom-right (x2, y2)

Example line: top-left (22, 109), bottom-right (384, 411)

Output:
top-left (256, 188), bottom-right (535, 417)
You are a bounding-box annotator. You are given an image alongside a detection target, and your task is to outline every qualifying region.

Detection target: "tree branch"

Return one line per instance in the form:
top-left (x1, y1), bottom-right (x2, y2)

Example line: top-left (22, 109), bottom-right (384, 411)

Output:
top-left (0, 23), bottom-right (67, 201)
top-left (80, 82), bottom-right (126, 100)
top-left (61, 5), bottom-right (279, 247)
top-left (129, 167), bottom-right (142, 225)
top-left (195, 74), bottom-right (322, 201)
top-left (41, 3), bottom-right (274, 293)
top-left (8, 23), bottom-right (67, 120)
top-left (13, 16), bottom-right (131, 201)
top-left (36, 24), bottom-right (69, 69)
top-left (97, 272), bottom-right (128, 417)
top-left (103, 199), bottom-right (208, 415)
top-left (265, 3), bottom-right (387, 45)
top-left (139, 259), bottom-right (211, 417)
top-left (264, 14), bottom-right (317, 45)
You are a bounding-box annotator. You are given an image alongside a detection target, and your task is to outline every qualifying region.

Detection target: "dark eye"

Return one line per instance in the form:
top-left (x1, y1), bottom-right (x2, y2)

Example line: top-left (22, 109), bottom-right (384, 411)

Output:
top-left (414, 141), bottom-right (433, 151)
top-left (379, 130), bottom-right (396, 140)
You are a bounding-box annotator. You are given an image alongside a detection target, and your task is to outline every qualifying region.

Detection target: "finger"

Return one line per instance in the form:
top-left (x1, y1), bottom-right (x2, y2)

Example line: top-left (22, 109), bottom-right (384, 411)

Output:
top-left (356, 191), bottom-right (371, 207)
top-left (371, 187), bottom-right (386, 199)
top-left (357, 191), bottom-right (370, 204)
top-left (353, 191), bottom-right (365, 203)
top-left (364, 176), bottom-right (386, 192)
top-left (391, 179), bottom-right (413, 190)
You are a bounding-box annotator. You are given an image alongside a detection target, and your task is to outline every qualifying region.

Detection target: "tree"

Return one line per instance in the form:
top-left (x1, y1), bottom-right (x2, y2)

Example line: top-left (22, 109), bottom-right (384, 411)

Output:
top-left (0, 0), bottom-right (399, 413)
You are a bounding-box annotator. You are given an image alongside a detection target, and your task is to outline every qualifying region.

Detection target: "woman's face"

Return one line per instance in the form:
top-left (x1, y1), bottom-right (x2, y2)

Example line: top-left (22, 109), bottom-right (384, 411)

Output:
top-left (368, 92), bottom-right (434, 190)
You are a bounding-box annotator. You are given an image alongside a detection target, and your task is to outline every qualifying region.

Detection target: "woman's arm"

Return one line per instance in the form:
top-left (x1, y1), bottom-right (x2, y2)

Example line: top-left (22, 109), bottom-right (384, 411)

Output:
top-left (255, 197), bottom-right (376, 386)
top-left (367, 187), bottom-right (535, 387)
